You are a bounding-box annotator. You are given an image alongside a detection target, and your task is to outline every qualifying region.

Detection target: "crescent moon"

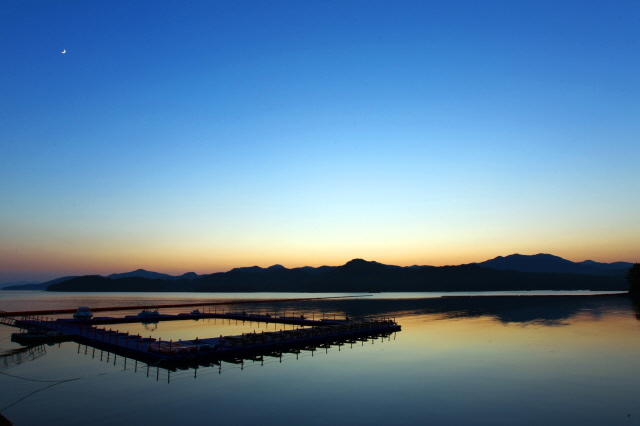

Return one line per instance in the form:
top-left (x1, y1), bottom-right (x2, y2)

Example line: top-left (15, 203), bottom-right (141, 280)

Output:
top-left (61, 49), bottom-right (66, 54)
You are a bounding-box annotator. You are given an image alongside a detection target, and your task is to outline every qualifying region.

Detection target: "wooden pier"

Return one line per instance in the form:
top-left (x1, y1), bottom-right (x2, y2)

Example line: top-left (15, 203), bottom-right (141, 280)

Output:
top-left (3, 311), bottom-right (401, 368)
top-left (71, 329), bottom-right (398, 383)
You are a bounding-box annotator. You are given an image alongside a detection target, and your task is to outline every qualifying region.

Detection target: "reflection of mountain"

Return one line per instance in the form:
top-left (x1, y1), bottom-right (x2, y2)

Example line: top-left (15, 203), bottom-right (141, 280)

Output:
top-left (235, 295), bottom-right (632, 327)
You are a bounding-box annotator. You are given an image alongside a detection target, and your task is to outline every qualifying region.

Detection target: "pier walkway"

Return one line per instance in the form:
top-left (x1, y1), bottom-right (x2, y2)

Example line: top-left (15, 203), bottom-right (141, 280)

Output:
top-left (4, 311), bottom-right (400, 368)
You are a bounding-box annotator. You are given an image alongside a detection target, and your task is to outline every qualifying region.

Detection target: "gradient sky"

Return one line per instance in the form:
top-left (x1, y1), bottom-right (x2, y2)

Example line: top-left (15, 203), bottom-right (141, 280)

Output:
top-left (2, 0), bottom-right (639, 282)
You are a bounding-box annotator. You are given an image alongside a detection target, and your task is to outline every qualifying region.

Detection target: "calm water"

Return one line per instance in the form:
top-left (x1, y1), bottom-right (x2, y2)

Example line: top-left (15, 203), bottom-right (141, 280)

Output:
top-left (1, 291), bottom-right (639, 426)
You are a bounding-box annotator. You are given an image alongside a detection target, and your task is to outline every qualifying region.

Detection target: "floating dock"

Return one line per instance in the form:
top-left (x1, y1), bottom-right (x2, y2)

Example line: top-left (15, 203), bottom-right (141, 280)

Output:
top-left (3, 310), bottom-right (401, 368)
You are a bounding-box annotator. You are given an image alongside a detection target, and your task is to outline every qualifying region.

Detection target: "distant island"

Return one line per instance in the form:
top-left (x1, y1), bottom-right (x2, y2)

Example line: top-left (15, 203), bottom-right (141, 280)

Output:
top-left (7, 253), bottom-right (625, 293)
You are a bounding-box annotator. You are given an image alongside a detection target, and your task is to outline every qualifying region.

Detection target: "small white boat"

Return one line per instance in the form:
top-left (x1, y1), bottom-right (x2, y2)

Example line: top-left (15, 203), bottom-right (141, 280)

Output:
top-left (73, 306), bottom-right (93, 319)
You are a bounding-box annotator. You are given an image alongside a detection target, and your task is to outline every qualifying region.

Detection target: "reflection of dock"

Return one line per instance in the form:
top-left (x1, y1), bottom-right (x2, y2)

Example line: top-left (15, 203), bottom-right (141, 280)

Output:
top-left (63, 310), bottom-right (372, 327)
top-left (74, 329), bottom-right (398, 383)
top-left (4, 312), bottom-right (401, 368)
top-left (1, 345), bottom-right (48, 370)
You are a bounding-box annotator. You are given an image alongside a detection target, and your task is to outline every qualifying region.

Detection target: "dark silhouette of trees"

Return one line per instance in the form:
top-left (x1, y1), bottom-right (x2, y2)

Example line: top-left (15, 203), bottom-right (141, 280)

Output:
top-left (626, 263), bottom-right (640, 296)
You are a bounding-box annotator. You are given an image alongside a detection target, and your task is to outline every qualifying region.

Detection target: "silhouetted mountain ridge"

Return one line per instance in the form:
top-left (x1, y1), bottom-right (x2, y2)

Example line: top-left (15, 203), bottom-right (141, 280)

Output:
top-left (578, 260), bottom-right (634, 270)
top-left (46, 258), bottom-right (627, 292)
top-left (7, 253), bottom-right (632, 292)
top-left (47, 275), bottom-right (197, 292)
top-left (478, 253), bottom-right (632, 276)
top-left (3, 276), bottom-right (78, 291)
top-left (0, 280), bottom-right (39, 289)
top-left (107, 269), bottom-right (202, 280)
top-left (3, 270), bottom-right (202, 291)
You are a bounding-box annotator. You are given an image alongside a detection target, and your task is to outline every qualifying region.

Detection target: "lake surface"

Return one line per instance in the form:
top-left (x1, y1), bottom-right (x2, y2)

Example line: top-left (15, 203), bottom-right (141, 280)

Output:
top-left (1, 291), bottom-right (639, 426)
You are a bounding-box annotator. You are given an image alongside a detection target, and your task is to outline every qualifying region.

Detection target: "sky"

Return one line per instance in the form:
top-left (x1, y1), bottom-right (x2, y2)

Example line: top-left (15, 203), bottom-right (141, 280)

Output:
top-left (1, 0), bottom-right (639, 283)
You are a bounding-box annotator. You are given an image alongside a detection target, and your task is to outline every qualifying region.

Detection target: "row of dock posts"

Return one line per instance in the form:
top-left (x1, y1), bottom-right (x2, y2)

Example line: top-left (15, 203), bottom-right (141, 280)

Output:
top-left (3, 313), bottom-right (56, 334)
top-left (65, 319), bottom-right (398, 385)
top-left (14, 313), bottom-right (397, 358)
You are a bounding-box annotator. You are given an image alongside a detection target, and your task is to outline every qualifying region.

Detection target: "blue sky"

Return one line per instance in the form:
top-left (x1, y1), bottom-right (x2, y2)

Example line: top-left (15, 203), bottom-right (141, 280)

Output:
top-left (1, 1), bottom-right (639, 282)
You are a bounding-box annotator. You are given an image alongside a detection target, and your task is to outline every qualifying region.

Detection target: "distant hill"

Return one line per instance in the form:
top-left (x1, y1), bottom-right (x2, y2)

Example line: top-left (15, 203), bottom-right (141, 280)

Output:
top-left (23, 255), bottom-right (635, 293)
top-left (47, 275), bottom-right (199, 292)
top-left (5, 270), bottom-right (203, 291)
top-left (190, 258), bottom-right (626, 293)
top-left (295, 266), bottom-right (336, 274)
top-left (3, 276), bottom-right (77, 291)
top-left (577, 260), bottom-right (635, 270)
top-left (107, 269), bottom-right (202, 281)
top-left (478, 254), bottom-right (632, 276)
top-left (227, 264), bottom-right (287, 274)
top-left (0, 280), bottom-right (39, 289)
top-left (2, 283), bottom-right (48, 291)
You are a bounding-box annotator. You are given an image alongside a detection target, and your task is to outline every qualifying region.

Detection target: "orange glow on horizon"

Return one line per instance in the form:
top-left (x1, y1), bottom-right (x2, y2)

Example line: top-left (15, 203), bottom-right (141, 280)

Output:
top-left (2, 242), bottom-right (638, 283)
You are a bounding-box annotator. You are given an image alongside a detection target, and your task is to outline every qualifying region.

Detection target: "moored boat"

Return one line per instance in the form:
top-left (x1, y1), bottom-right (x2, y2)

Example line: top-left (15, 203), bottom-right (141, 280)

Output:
top-left (138, 306), bottom-right (159, 317)
top-left (73, 306), bottom-right (93, 319)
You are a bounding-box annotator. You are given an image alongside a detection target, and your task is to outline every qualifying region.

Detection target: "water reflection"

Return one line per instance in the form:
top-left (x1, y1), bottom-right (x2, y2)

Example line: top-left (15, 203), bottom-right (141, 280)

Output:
top-left (2, 310), bottom-right (400, 381)
top-left (54, 329), bottom-right (397, 384)
top-left (1, 294), bottom-right (639, 426)
top-left (631, 298), bottom-right (640, 321)
top-left (243, 295), bottom-right (632, 326)
top-left (141, 321), bottom-right (158, 332)
top-left (1, 345), bottom-right (48, 370)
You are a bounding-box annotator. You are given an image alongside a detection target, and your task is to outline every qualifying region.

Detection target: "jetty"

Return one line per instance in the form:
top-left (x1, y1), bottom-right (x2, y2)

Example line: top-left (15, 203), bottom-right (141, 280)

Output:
top-left (72, 328), bottom-right (398, 383)
top-left (1, 309), bottom-right (401, 369)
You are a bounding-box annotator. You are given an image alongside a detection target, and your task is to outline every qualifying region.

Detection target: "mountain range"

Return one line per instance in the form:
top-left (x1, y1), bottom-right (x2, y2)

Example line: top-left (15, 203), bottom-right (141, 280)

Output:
top-left (3, 253), bottom-right (634, 292)
top-left (0, 280), bottom-right (39, 289)
top-left (478, 254), bottom-right (632, 276)
top-left (1, 270), bottom-right (201, 291)
top-left (107, 269), bottom-right (202, 281)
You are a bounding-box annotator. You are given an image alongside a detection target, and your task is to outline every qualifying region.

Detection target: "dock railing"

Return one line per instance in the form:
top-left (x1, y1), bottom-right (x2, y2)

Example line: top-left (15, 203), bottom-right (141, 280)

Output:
top-left (74, 327), bottom-right (399, 382)
top-left (0, 310), bottom-right (18, 328)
